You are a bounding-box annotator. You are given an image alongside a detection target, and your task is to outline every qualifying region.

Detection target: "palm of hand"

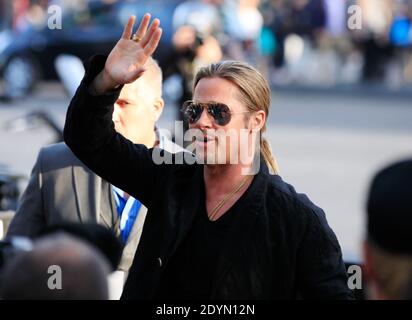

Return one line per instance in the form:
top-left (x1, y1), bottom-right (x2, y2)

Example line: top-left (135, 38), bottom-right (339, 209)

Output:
top-left (106, 39), bottom-right (148, 84)
top-left (104, 14), bottom-right (162, 86)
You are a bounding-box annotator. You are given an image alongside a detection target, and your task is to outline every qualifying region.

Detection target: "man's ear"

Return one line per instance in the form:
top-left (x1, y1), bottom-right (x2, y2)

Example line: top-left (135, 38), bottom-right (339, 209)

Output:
top-left (248, 110), bottom-right (265, 132)
top-left (152, 98), bottom-right (164, 122)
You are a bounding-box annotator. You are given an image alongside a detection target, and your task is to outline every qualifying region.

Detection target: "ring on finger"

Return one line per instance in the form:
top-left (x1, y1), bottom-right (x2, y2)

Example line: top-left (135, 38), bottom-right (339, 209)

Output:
top-left (132, 34), bottom-right (142, 43)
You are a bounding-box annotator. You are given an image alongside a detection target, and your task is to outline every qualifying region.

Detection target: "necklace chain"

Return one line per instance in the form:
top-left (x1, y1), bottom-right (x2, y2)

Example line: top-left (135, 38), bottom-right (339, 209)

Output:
top-left (208, 175), bottom-right (252, 221)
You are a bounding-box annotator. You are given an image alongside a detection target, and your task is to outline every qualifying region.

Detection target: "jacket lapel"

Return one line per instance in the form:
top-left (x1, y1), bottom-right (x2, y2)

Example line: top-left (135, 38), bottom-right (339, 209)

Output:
top-left (99, 180), bottom-right (117, 229)
top-left (72, 164), bottom-right (114, 227)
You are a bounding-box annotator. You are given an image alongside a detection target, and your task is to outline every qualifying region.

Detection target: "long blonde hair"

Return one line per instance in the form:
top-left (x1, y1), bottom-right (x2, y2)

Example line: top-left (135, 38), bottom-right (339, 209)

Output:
top-left (193, 61), bottom-right (279, 174)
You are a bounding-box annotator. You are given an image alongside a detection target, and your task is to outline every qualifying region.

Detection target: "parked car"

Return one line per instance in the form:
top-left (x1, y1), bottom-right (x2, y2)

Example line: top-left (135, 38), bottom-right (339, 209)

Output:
top-left (0, 0), bottom-right (183, 99)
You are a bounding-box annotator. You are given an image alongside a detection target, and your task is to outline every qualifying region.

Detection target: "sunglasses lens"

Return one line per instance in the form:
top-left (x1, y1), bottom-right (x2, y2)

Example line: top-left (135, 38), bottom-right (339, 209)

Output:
top-left (182, 102), bottom-right (232, 125)
top-left (208, 103), bottom-right (231, 126)
top-left (183, 103), bottom-right (202, 124)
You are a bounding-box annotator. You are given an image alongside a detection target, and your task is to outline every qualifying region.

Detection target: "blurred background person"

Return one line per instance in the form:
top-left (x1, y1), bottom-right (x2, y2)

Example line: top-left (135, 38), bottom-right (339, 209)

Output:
top-left (267, 0), bottom-right (328, 85)
top-left (162, 0), bottom-right (223, 123)
top-left (387, 0), bottom-right (412, 89)
top-left (354, 0), bottom-right (395, 84)
top-left (269, 0), bottom-right (326, 64)
top-left (12, 0), bottom-right (49, 33)
top-left (37, 222), bottom-right (123, 272)
top-left (224, 0), bottom-right (264, 66)
top-left (363, 159), bottom-right (412, 300)
top-left (11, 0), bottom-right (30, 32)
top-left (0, 0), bottom-right (12, 31)
top-left (37, 222), bottom-right (124, 299)
top-left (0, 232), bottom-right (110, 300)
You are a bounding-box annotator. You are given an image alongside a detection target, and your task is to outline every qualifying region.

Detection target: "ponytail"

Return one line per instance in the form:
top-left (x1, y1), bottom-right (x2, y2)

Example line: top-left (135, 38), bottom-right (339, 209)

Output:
top-left (260, 137), bottom-right (279, 175)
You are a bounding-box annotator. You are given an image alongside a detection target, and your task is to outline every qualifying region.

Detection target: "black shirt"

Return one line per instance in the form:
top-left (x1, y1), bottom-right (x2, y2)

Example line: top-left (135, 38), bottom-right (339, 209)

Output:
top-left (155, 186), bottom-right (242, 300)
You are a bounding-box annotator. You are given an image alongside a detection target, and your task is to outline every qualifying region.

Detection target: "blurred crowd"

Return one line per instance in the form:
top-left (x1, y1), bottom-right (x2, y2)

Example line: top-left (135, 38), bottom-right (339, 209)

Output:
top-left (1, 0), bottom-right (412, 91)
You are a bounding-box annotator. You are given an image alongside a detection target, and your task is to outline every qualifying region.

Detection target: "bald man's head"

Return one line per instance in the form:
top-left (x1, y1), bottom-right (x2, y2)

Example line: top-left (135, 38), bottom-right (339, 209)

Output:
top-left (113, 57), bottom-right (165, 146)
top-left (0, 233), bottom-right (110, 300)
top-left (137, 57), bottom-right (163, 99)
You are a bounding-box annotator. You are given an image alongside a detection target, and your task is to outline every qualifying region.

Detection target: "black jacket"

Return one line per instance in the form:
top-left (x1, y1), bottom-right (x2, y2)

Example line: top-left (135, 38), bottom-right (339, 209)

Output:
top-left (64, 56), bottom-right (353, 300)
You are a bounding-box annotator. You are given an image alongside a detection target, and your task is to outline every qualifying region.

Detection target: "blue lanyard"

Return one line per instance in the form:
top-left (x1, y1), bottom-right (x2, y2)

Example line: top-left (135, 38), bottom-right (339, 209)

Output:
top-left (113, 188), bottom-right (142, 244)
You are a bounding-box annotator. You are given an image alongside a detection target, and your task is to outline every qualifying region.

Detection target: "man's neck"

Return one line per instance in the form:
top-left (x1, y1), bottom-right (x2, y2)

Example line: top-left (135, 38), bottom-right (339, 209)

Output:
top-left (146, 131), bottom-right (157, 148)
top-left (131, 130), bottom-right (157, 148)
top-left (203, 162), bottom-right (254, 195)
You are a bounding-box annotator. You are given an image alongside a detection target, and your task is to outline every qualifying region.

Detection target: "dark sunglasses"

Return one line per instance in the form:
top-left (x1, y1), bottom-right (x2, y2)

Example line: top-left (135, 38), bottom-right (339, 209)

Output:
top-left (181, 101), bottom-right (250, 126)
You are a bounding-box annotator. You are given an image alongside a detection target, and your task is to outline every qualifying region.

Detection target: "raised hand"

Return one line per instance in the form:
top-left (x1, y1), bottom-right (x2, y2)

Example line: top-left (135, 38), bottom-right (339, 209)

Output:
top-left (92, 14), bottom-right (162, 94)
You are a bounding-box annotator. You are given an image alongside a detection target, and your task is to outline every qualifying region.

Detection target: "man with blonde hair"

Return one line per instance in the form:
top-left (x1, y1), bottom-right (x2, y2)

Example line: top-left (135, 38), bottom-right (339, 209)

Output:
top-left (63, 14), bottom-right (352, 300)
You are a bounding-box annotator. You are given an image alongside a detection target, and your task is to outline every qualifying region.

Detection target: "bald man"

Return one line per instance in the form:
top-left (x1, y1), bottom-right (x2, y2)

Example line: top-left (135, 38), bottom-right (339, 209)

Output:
top-left (7, 56), bottom-right (184, 281)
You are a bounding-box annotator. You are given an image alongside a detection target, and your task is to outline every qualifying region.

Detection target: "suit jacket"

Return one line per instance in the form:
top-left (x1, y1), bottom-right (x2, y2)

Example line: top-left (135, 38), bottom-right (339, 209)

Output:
top-left (7, 139), bottom-right (184, 272)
